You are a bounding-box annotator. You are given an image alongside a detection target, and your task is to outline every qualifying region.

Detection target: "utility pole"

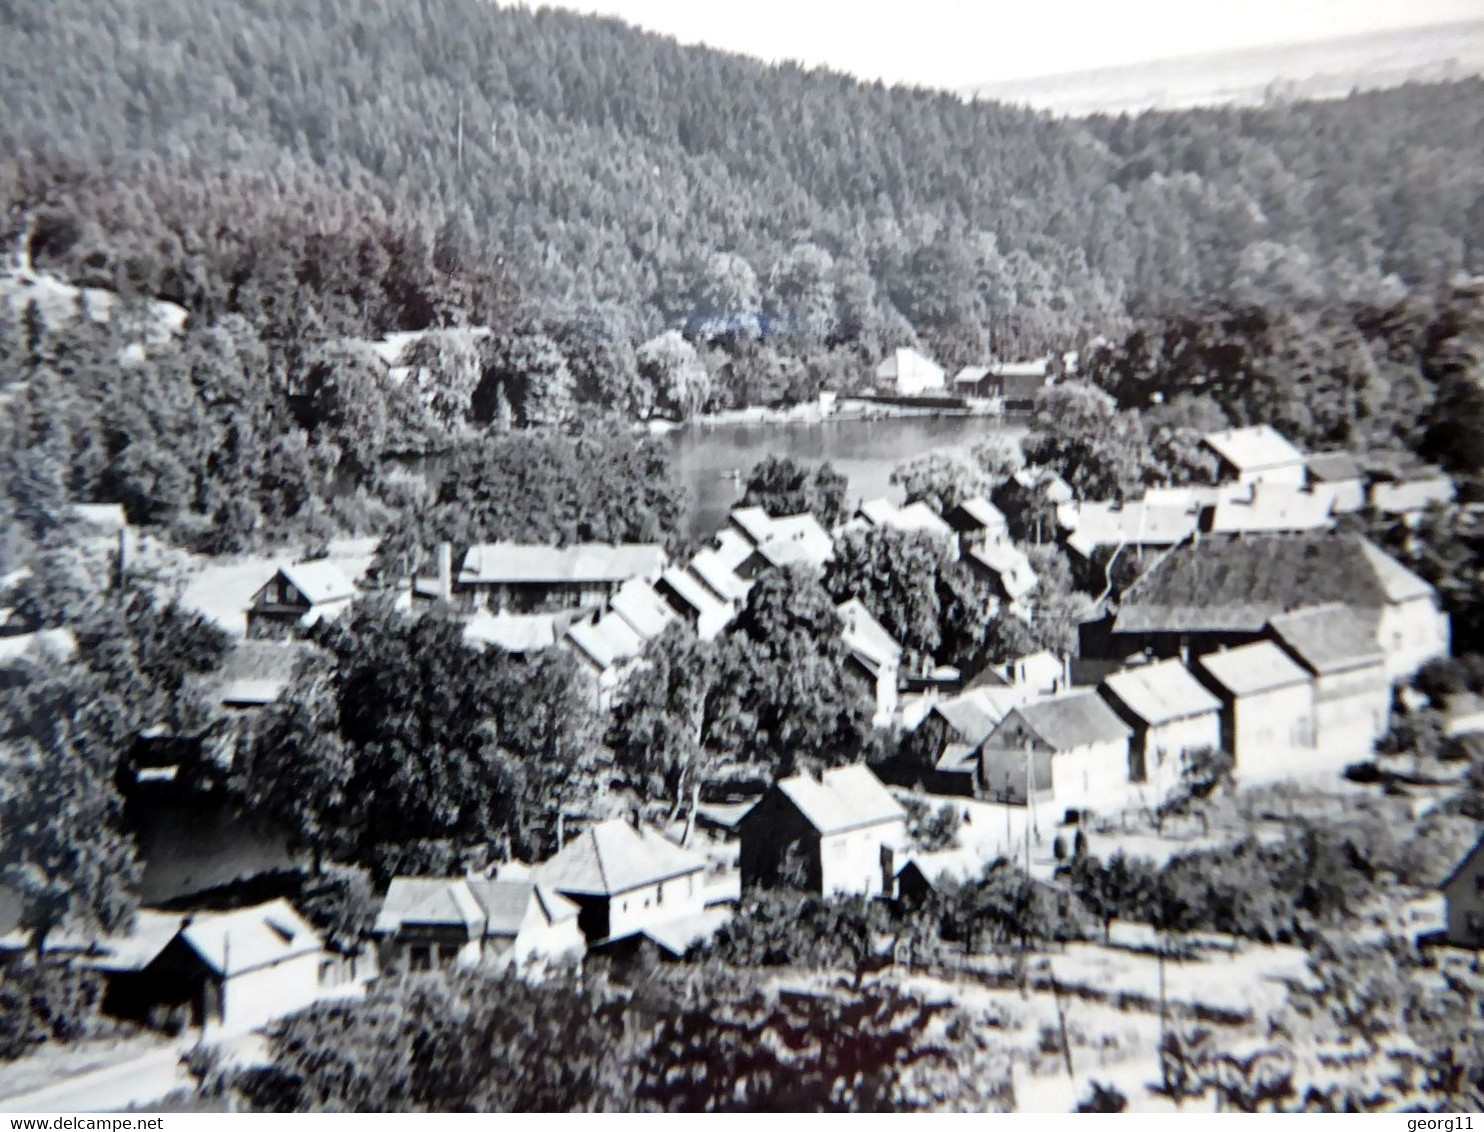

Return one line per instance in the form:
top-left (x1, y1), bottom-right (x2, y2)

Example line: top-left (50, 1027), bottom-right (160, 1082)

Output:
top-left (456, 96), bottom-right (465, 173)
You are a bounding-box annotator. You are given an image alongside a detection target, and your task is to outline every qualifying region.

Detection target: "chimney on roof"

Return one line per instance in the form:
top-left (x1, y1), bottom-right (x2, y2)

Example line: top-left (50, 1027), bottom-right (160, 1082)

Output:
top-left (437, 542), bottom-right (453, 603)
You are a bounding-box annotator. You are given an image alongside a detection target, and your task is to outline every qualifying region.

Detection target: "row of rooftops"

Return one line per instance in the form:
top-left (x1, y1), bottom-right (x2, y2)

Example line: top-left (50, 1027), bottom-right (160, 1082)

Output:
top-left (933, 600), bottom-right (1392, 757)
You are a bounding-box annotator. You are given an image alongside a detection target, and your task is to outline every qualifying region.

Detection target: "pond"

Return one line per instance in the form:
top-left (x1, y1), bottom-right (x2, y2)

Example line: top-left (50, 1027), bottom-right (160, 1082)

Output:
top-left (669, 413), bottom-right (1025, 539)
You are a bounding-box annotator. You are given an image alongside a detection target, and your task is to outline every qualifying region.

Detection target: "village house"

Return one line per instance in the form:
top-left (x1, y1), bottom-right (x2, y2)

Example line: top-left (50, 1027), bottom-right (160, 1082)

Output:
top-left (951, 365), bottom-right (993, 398)
top-left (1012, 465), bottom-right (1074, 505)
top-left (462, 608), bottom-right (562, 655)
top-left (967, 541), bottom-right (1038, 607)
top-left (687, 530), bottom-right (755, 607)
top-left (990, 360), bottom-right (1053, 411)
top-left (1370, 469), bottom-right (1456, 522)
top-left (561, 577), bottom-right (678, 706)
top-left (837, 599), bottom-right (902, 726)
top-left (373, 876), bottom-right (585, 971)
top-left (1203, 483), bottom-right (1334, 537)
top-left (945, 496), bottom-right (1009, 551)
top-left (979, 691), bottom-right (1133, 819)
top-left (1201, 425), bottom-right (1307, 486)
top-left (875, 347), bottom-right (946, 396)
top-left (883, 845), bottom-right (984, 904)
top-left (657, 565), bottom-right (735, 640)
top-left (1193, 641), bottom-right (1316, 782)
top-left (1098, 534), bottom-right (1448, 671)
top-left (739, 765), bottom-right (907, 897)
top-left (1267, 603), bottom-right (1391, 753)
top-left (533, 818), bottom-right (709, 944)
top-left (246, 561), bottom-right (356, 639)
top-left (453, 542), bottom-right (667, 613)
top-left (736, 514), bottom-right (835, 576)
top-left (1305, 452), bottom-right (1367, 514)
top-left (1440, 834), bottom-right (1484, 948)
top-left (1057, 498), bottom-right (1200, 561)
top-left (103, 900), bottom-right (330, 1034)
top-left (856, 498), bottom-right (958, 552)
top-left (1099, 659), bottom-right (1222, 804)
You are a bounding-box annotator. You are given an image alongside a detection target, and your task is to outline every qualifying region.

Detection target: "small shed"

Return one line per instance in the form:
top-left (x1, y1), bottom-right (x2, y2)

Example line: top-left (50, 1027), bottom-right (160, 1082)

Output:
top-left (1441, 834), bottom-right (1484, 948)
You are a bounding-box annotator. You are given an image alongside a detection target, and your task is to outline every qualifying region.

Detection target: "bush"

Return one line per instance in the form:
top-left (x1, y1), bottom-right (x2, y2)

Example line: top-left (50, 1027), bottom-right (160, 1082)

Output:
top-left (0, 963), bottom-right (107, 1061)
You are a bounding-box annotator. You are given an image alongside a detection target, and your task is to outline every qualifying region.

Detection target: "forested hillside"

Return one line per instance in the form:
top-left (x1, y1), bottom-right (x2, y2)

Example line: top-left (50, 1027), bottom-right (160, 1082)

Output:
top-left (1, 0), bottom-right (1481, 370)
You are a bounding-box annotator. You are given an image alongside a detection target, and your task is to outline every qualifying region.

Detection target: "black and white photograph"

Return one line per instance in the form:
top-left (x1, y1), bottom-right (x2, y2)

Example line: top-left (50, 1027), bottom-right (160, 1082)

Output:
top-left (0, 0), bottom-right (1482, 1115)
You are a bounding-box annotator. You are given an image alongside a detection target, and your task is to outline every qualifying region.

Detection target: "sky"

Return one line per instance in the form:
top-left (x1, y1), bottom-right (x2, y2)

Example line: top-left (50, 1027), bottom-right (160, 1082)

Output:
top-left (531, 0), bottom-right (1484, 88)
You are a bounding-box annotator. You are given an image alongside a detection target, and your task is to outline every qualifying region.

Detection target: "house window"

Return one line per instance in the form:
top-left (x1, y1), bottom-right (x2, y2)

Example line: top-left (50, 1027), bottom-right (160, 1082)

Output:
top-left (656, 882), bottom-right (664, 905)
top-left (438, 944), bottom-right (459, 965)
top-left (409, 945), bottom-right (431, 972)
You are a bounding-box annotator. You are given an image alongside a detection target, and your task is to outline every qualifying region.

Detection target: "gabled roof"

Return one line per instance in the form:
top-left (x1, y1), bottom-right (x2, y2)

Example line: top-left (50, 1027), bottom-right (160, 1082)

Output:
top-left (952, 365), bottom-right (991, 385)
top-left (1306, 452), bottom-right (1363, 483)
top-left (1101, 659), bottom-right (1221, 726)
top-left (990, 360), bottom-right (1051, 379)
top-left (1440, 833), bottom-right (1484, 893)
top-left (213, 639), bottom-right (321, 706)
top-left (534, 818), bottom-right (705, 897)
top-left (609, 578), bottom-right (677, 641)
top-left (991, 691), bottom-right (1131, 751)
top-left (276, 561), bottom-right (356, 606)
top-left (1112, 535), bottom-right (1431, 635)
top-left (658, 566), bottom-right (731, 623)
top-left (752, 515), bottom-right (834, 570)
top-left (948, 497), bottom-right (1008, 532)
top-left (1206, 484), bottom-right (1332, 535)
top-left (565, 613), bottom-right (646, 671)
top-left (1201, 425), bottom-right (1305, 474)
top-left (968, 542), bottom-right (1038, 601)
top-left (458, 543), bottom-right (666, 586)
top-left (857, 499), bottom-right (954, 542)
top-left (688, 547), bottom-right (752, 603)
top-left (1371, 477), bottom-right (1455, 516)
top-left (178, 899), bottom-right (322, 977)
top-left (712, 528), bottom-right (757, 570)
top-left (932, 689), bottom-right (1018, 747)
top-left (375, 877), bottom-right (485, 934)
top-left (1267, 603), bottom-right (1385, 675)
top-left (729, 507), bottom-right (775, 546)
top-left (770, 765), bottom-right (906, 836)
top-left (1013, 467), bottom-right (1074, 503)
top-left (1196, 641), bottom-right (1311, 698)
top-left (837, 599), bottom-right (901, 673)
top-left (893, 847), bottom-right (984, 889)
top-left (463, 609), bottom-right (559, 653)
top-left (1059, 500), bottom-right (1200, 556)
top-left (464, 879), bottom-right (580, 935)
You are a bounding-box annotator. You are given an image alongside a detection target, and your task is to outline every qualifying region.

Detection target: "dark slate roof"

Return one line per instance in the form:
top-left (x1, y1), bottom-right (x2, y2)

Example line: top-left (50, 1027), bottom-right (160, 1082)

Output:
top-left (1267, 603), bottom-right (1385, 675)
top-left (772, 765), bottom-right (906, 835)
top-left (534, 819), bottom-right (705, 897)
top-left (995, 691), bottom-right (1131, 751)
top-left (1101, 660), bottom-right (1221, 726)
top-left (1112, 534), bottom-right (1419, 635)
top-left (1306, 452), bottom-right (1363, 483)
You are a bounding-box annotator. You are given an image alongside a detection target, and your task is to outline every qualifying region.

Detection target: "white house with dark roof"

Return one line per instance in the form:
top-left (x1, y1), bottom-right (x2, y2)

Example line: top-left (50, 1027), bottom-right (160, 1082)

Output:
top-left (454, 542), bottom-right (667, 613)
top-left (979, 690), bottom-right (1133, 818)
top-left (533, 818), bottom-right (709, 943)
top-left (1267, 603), bottom-right (1391, 753)
top-left (373, 876), bottom-right (585, 970)
top-left (1201, 425), bottom-right (1307, 486)
top-left (1099, 659), bottom-right (1222, 803)
top-left (738, 765), bottom-right (907, 897)
top-left (246, 561), bottom-right (357, 639)
top-left (105, 900), bottom-right (330, 1034)
top-left (1193, 641), bottom-right (1315, 782)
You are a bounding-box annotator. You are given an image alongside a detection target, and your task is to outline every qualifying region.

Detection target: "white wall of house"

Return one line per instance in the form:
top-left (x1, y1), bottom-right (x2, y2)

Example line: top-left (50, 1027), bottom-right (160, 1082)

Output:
top-left (508, 917), bottom-right (586, 966)
top-left (1377, 597), bottom-right (1451, 681)
top-left (1048, 738), bottom-right (1134, 816)
top-left (1312, 667), bottom-right (1390, 756)
top-left (1230, 683), bottom-right (1315, 782)
top-left (216, 952), bottom-right (325, 1034)
top-left (818, 819), bottom-right (907, 898)
top-left (1139, 712), bottom-right (1222, 804)
top-left (605, 871), bottom-right (707, 938)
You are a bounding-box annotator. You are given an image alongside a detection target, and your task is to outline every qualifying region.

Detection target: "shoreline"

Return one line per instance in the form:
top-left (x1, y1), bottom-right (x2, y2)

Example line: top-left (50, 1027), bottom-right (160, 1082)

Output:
top-left (647, 397), bottom-right (1011, 434)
